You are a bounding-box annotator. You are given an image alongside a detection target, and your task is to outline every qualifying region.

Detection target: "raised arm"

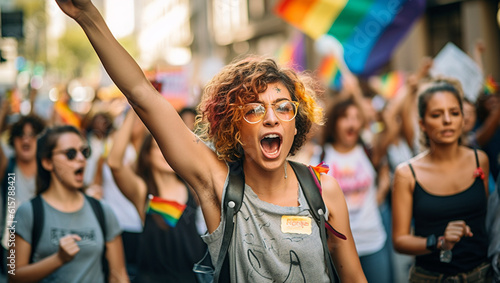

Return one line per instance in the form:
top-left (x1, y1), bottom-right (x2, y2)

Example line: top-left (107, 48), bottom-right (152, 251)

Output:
top-left (55, 1), bottom-right (226, 199)
top-left (475, 102), bottom-right (500, 148)
top-left (107, 110), bottom-right (147, 220)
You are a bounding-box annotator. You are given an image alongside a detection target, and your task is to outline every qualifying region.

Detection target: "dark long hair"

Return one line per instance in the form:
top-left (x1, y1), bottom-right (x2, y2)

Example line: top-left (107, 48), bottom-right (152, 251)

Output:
top-left (321, 97), bottom-right (361, 146)
top-left (136, 134), bottom-right (159, 197)
top-left (36, 126), bottom-right (83, 195)
top-left (136, 134), bottom-right (185, 199)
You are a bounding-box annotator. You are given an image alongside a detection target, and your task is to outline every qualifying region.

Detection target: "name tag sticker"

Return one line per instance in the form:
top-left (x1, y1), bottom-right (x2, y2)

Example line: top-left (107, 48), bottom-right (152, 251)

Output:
top-left (281, 216), bottom-right (312, 235)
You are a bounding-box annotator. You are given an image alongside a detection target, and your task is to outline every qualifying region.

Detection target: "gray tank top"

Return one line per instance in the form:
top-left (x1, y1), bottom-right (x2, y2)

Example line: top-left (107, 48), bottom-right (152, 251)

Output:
top-left (202, 178), bottom-right (330, 282)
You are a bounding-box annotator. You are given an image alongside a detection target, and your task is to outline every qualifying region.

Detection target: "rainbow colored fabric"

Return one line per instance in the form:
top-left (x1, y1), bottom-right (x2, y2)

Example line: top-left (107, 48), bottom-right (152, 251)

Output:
top-left (311, 162), bottom-right (329, 180)
top-left (379, 71), bottom-right (405, 99)
top-left (484, 75), bottom-right (499, 95)
top-left (276, 31), bottom-right (307, 72)
top-left (54, 101), bottom-right (81, 129)
top-left (146, 195), bottom-right (187, 227)
top-left (318, 55), bottom-right (343, 91)
top-left (275, 0), bottom-right (426, 76)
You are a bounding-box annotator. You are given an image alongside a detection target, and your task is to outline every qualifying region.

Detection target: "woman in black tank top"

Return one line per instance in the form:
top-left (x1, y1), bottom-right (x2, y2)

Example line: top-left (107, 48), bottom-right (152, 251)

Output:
top-left (392, 78), bottom-right (492, 282)
top-left (107, 111), bottom-right (206, 282)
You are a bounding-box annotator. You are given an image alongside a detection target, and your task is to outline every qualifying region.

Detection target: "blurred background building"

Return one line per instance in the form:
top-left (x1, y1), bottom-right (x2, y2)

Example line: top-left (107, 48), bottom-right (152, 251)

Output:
top-left (0, 0), bottom-right (499, 113)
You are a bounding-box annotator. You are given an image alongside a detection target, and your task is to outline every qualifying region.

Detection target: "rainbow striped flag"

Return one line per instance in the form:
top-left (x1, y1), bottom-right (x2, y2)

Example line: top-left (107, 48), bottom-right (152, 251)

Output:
top-left (318, 55), bottom-right (343, 91)
top-left (275, 0), bottom-right (426, 76)
top-left (276, 31), bottom-right (307, 72)
top-left (54, 101), bottom-right (81, 129)
top-left (484, 75), bottom-right (499, 95)
top-left (146, 195), bottom-right (187, 227)
top-left (311, 162), bottom-right (329, 180)
top-left (379, 71), bottom-right (406, 99)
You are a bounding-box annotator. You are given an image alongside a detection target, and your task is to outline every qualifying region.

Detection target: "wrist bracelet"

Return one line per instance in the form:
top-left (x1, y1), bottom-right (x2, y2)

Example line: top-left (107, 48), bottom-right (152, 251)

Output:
top-left (438, 236), bottom-right (452, 263)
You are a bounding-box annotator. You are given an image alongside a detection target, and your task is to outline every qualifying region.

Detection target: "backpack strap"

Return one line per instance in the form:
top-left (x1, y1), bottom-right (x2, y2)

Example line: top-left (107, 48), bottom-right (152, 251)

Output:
top-left (29, 195), bottom-right (43, 263)
top-left (85, 195), bottom-right (109, 282)
top-left (289, 160), bottom-right (339, 283)
top-left (213, 161), bottom-right (245, 283)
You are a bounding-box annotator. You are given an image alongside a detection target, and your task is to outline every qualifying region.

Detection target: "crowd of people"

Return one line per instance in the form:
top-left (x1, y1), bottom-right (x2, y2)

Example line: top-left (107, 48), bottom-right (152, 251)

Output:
top-left (0, 0), bottom-right (498, 282)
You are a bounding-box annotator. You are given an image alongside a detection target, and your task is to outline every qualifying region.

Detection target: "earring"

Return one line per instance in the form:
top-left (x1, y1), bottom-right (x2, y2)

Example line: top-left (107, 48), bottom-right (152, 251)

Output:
top-left (284, 162), bottom-right (287, 179)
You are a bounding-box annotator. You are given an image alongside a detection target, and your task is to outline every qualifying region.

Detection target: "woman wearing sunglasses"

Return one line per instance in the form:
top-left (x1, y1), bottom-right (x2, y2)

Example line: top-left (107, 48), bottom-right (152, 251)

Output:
top-left (11, 126), bottom-right (129, 283)
top-left (55, 1), bottom-right (366, 281)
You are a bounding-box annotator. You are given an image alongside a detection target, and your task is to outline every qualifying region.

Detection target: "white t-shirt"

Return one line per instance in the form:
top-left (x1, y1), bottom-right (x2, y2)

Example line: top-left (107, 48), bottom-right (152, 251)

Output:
top-left (102, 144), bottom-right (142, 232)
top-left (310, 144), bottom-right (386, 256)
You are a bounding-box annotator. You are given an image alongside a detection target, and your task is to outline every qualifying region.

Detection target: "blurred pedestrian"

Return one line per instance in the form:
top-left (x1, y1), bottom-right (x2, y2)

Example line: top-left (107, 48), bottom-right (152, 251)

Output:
top-left (11, 125), bottom-right (128, 282)
top-left (392, 78), bottom-right (491, 282)
top-left (0, 109), bottom-right (46, 278)
top-left (310, 97), bottom-right (392, 283)
top-left (108, 110), bottom-right (206, 282)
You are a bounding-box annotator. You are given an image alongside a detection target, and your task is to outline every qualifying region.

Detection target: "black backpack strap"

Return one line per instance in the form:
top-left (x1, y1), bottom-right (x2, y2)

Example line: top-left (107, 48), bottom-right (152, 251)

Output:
top-left (30, 195), bottom-right (44, 263)
top-left (85, 195), bottom-right (109, 282)
top-left (289, 160), bottom-right (339, 283)
top-left (213, 161), bottom-right (245, 283)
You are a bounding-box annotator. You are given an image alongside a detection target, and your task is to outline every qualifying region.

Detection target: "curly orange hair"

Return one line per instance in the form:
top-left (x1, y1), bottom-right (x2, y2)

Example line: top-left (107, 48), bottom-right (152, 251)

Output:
top-left (195, 56), bottom-right (324, 162)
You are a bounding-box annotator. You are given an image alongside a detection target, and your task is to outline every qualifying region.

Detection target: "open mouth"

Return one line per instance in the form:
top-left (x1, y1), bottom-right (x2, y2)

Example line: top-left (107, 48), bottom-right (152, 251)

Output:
top-left (75, 167), bottom-right (84, 182)
top-left (261, 134), bottom-right (282, 158)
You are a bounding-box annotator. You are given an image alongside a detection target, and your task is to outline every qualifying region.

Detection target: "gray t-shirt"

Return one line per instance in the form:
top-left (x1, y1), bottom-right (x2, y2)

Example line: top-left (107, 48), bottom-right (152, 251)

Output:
top-left (202, 174), bottom-right (331, 282)
top-left (14, 196), bottom-right (121, 283)
top-left (2, 165), bottom-right (36, 249)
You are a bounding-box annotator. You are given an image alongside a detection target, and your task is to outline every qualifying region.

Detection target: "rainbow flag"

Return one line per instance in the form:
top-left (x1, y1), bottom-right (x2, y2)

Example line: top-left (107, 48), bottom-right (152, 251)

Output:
top-left (6, 89), bottom-right (21, 113)
top-left (54, 101), bottom-right (81, 129)
top-left (379, 71), bottom-right (405, 99)
top-left (318, 55), bottom-right (342, 90)
top-left (275, 0), bottom-right (426, 76)
top-left (484, 75), bottom-right (499, 95)
top-left (311, 162), bottom-right (329, 180)
top-left (276, 31), bottom-right (307, 72)
top-left (146, 195), bottom-right (186, 227)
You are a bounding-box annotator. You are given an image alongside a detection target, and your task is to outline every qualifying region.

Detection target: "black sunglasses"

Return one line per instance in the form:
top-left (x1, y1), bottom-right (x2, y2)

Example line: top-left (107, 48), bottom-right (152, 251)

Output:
top-left (52, 146), bottom-right (91, 160)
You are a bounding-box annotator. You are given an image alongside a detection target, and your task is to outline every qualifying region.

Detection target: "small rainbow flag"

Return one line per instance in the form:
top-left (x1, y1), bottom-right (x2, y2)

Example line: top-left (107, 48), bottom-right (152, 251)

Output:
top-left (318, 55), bottom-right (343, 91)
top-left (311, 162), bottom-right (329, 180)
top-left (146, 194), bottom-right (187, 227)
top-left (54, 101), bottom-right (81, 129)
top-left (379, 71), bottom-right (405, 99)
top-left (275, 0), bottom-right (426, 76)
top-left (484, 75), bottom-right (499, 95)
top-left (276, 31), bottom-right (307, 72)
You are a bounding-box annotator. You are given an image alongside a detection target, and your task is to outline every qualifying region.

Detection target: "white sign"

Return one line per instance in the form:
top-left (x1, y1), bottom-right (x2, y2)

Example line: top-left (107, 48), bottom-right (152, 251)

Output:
top-left (430, 42), bottom-right (484, 102)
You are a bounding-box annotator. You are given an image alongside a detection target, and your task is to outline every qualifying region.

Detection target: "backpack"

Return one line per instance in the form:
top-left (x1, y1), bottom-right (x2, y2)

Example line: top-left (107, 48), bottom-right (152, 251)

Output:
top-left (30, 195), bottom-right (109, 282)
top-left (193, 160), bottom-right (343, 283)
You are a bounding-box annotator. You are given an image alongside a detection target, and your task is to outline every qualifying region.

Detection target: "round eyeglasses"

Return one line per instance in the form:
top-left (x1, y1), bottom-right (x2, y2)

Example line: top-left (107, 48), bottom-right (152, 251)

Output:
top-left (52, 146), bottom-right (91, 160)
top-left (239, 100), bottom-right (299, 124)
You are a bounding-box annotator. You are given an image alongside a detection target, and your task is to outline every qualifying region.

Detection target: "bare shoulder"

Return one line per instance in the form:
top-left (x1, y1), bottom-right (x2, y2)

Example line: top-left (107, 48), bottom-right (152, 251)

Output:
top-left (320, 174), bottom-right (345, 201)
top-left (475, 148), bottom-right (489, 168)
top-left (394, 151), bottom-right (427, 177)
